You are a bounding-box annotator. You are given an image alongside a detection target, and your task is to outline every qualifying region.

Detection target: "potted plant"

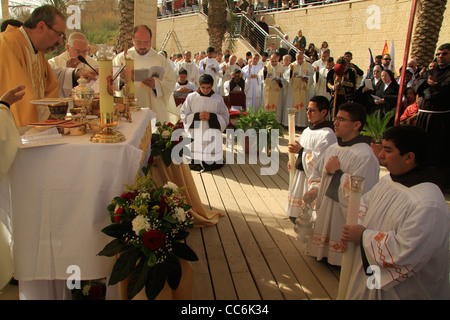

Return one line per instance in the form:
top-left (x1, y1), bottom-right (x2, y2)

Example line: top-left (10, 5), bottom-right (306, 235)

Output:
top-left (361, 108), bottom-right (396, 157)
top-left (233, 107), bottom-right (284, 155)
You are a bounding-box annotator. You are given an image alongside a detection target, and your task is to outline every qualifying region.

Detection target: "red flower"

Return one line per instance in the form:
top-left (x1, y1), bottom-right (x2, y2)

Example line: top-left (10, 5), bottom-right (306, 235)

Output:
top-left (147, 156), bottom-right (155, 166)
top-left (121, 192), bottom-right (137, 202)
top-left (167, 122), bottom-right (174, 127)
top-left (114, 207), bottom-right (123, 223)
top-left (88, 285), bottom-right (104, 300)
top-left (142, 230), bottom-right (166, 250)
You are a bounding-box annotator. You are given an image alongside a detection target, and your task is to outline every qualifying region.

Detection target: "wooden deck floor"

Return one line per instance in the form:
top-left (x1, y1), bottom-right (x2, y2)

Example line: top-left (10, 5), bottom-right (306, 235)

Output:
top-left (186, 132), bottom-right (341, 300)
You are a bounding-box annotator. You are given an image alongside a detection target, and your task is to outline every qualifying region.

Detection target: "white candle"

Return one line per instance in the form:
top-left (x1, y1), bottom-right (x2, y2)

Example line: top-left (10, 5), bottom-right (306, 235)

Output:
top-left (98, 59), bottom-right (114, 114)
top-left (288, 108), bottom-right (296, 187)
top-left (125, 58), bottom-right (134, 97)
top-left (337, 175), bottom-right (365, 299)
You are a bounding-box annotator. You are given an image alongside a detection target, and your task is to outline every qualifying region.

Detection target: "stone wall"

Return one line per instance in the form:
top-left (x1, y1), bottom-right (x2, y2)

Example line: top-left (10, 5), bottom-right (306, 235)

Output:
top-left (156, 0), bottom-right (449, 73)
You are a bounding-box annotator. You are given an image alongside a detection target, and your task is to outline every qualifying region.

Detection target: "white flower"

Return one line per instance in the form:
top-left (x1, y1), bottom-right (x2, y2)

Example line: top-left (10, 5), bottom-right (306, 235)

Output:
top-left (174, 207), bottom-right (186, 222)
top-left (164, 181), bottom-right (178, 191)
top-left (141, 193), bottom-right (150, 199)
top-left (161, 130), bottom-right (171, 139)
top-left (132, 215), bottom-right (150, 235)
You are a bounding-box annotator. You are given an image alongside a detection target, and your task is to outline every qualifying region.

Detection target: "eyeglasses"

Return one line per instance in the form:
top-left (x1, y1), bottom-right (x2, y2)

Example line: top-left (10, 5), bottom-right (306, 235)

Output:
top-left (383, 58), bottom-right (391, 61)
top-left (44, 22), bottom-right (66, 41)
top-left (436, 51), bottom-right (449, 57)
top-left (306, 108), bottom-right (318, 113)
top-left (71, 49), bottom-right (89, 55)
top-left (334, 117), bottom-right (356, 123)
top-left (134, 41), bottom-right (151, 46)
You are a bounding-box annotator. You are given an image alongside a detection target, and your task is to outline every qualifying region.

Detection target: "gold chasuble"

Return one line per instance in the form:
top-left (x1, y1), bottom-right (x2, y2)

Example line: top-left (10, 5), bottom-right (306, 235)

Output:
top-left (290, 61), bottom-right (311, 112)
top-left (0, 26), bottom-right (59, 127)
top-left (264, 63), bottom-right (284, 112)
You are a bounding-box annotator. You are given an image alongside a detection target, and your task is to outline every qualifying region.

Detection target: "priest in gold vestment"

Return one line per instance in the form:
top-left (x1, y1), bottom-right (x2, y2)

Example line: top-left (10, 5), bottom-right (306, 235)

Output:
top-left (0, 5), bottom-right (63, 127)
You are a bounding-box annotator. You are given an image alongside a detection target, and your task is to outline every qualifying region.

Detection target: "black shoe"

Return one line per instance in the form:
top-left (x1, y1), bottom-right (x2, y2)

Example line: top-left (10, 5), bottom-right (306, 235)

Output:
top-left (202, 162), bottom-right (224, 171)
top-left (289, 217), bottom-right (297, 224)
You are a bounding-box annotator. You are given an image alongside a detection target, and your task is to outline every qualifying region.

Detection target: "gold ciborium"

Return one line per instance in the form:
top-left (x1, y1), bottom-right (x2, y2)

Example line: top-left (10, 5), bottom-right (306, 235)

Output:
top-left (72, 76), bottom-right (95, 120)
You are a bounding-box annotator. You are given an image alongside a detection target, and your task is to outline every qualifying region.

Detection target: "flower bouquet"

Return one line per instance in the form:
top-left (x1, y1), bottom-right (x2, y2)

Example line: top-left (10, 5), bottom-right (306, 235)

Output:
top-left (71, 279), bottom-right (107, 300)
top-left (149, 120), bottom-right (186, 167)
top-left (98, 175), bottom-right (198, 300)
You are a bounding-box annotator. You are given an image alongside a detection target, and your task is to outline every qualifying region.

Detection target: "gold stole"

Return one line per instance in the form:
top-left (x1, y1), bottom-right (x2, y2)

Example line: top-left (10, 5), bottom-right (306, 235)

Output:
top-left (291, 61), bottom-right (309, 112)
top-left (19, 27), bottom-right (45, 100)
top-left (264, 64), bottom-right (283, 112)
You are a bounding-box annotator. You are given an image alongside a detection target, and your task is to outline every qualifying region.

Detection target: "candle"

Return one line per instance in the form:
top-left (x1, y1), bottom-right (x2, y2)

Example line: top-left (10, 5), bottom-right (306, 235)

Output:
top-left (98, 58), bottom-right (114, 114)
top-left (125, 57), bottom-right (134, 97)
top-left (288, 108), bottom-right (296, 188)
top-left (337, 175), bottom-right (365, 299)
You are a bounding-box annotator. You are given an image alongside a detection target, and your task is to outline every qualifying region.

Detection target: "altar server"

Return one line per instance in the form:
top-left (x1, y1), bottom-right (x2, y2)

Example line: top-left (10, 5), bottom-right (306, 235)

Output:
top-left (198, 46), bottom-right (220, 92)
top-left (0, 5), bottom-right (63, 127)
top-left (341, 125), bottom-right (450, 300)
top-left (113, 25), bottom-right (178, 124)
top-left (175, 51), bottom-right (200, 86)
top-left (286, 95), bottom-right (336, 222)
top-left (180, 74), bottom-right (229, 172)
top-left (303, 102), bottom-right (379, 266)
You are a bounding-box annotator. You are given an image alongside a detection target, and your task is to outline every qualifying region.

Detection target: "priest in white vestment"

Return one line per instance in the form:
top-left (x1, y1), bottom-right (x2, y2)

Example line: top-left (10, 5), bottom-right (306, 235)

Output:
top-left (180, 74), bottom-right (229, 172)
top-left (262, 54), bottom-right (285, 123)
top-left (341, 126), bottom-right (450, 300)
top-left (303, 102), bottom-right (379, 266)
top-left (198, 47), bottom-right (220, 93)
top-left (284, 52), bottom-right (314, 127)
top-left (0, 85), bottom-right (25, 290)
top-left (113, 25), bottom-right (178, 124)
top-left (175, 51), bottom-right (200, 86)
top-left (242, 54), bottom-right (263, 111)
top-left (48, 32), bottom-right (98, 97)
top-left (286, 96), bottom-right (336, 222)
top-left (218, 54), bottom-right (241, 96)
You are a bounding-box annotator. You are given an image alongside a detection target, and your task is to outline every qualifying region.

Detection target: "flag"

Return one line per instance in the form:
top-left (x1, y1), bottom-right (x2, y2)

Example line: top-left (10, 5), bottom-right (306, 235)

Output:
top-left (389, 39), bottom-right (395, 73)
top-left (382, 40), bottom-right (389, 56)
top-left (368, 48), bottom-right (374, 66)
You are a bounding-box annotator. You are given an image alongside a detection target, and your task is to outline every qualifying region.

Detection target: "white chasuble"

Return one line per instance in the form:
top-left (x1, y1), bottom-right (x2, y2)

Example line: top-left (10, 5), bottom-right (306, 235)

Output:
top-left (286, 124), bottom-right (336, 218)
top-left (306, 138), bottom-right (380, 266)
top-left (114, 47), bottom-right (178, 124)
top-left (242, 63), bottom-right (263, 111)
top-left (180, 91), bottom-right (229, 163)
top-left (346, 176), bottom-right (450, 300)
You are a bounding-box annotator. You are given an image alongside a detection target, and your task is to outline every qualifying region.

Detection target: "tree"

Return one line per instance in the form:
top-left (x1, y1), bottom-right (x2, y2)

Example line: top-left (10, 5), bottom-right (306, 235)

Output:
top-left (411, 0), bottom-right (448, 69)
top-left (116, 0), bottom-right (134, 52)
top-left (207, 0), bottom-right (228, 52)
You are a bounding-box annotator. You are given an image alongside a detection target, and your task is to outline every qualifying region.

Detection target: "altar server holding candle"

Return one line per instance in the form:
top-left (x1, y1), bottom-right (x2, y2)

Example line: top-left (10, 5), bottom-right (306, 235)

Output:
top-left (302, 102), bottom-right (379, 266)
top-left (340, 126), bottom-right (450, 300)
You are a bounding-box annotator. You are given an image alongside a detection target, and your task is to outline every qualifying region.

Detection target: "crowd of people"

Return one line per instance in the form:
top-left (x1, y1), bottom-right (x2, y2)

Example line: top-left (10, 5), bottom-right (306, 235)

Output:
top-left (0, 4), bottom-right (449, 300)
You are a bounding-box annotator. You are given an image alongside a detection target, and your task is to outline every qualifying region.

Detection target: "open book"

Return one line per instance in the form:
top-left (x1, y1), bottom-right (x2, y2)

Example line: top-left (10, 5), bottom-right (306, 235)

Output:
top-left (134, 66), bottom-right (165, 82)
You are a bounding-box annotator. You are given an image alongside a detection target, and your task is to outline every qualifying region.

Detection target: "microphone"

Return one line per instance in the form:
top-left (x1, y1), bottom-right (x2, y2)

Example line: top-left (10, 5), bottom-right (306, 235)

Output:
top-left (77, 55), bottom-right (98, 74)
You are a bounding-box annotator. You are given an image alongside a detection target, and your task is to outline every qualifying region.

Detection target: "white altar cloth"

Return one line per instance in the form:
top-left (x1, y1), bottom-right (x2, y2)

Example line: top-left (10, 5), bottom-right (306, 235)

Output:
top-left (8, 108), bottom-right (156, 281)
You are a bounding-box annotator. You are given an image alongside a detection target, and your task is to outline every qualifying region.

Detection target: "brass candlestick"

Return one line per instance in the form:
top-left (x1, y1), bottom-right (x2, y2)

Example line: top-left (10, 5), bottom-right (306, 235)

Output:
top-left (90, 111), bottom-right (125, 143)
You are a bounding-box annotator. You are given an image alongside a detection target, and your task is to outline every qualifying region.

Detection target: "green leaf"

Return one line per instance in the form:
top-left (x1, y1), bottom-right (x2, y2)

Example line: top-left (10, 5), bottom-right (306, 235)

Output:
top-left (173, 230), bottom-right (190, 241)
top-left (166, 254), bottom-right (181, 290)
top-left (163, 215), bottom-right (177, 224)
top-left (108, 247), bottom-right (141, 286)
top-left (101, 223), bottom-right (131, 238)
top-left (172, 242), bottom-right (199, 261)
top-left (161, 148), bottom-right (172, 167)
top-left (97, 238), bottom-right (128, 257)
top-left (127, 257), bottom-right (150, 299)
top-left (145, 263), bottom-right (167, 300)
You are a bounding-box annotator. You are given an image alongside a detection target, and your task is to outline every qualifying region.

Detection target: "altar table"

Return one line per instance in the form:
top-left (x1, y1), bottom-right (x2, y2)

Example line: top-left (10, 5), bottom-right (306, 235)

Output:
top-left (8, 109), bottom-right (156, 282)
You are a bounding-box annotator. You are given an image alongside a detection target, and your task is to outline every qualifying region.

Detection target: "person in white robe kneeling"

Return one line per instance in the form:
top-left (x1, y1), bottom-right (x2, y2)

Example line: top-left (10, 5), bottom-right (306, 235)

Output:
top-left (286, 95), bottom-right (336, 223)
top-left (180, 74), bottom-right (229, 172)
top-left (341, 125), bottom-right (450, 300)
top-left (303, 102), bottom-right (380, 266)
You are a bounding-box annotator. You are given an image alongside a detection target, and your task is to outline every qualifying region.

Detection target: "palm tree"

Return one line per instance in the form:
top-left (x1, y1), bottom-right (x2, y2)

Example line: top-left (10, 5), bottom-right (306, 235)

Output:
top-left (411, 0), bottom-right (448, 69)
top-left (206, 0), bottom-right (228, 52)
top-left (2, 0), bottom-right (9, 20)
top-left (117, 0), bottom-right (134, 52)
